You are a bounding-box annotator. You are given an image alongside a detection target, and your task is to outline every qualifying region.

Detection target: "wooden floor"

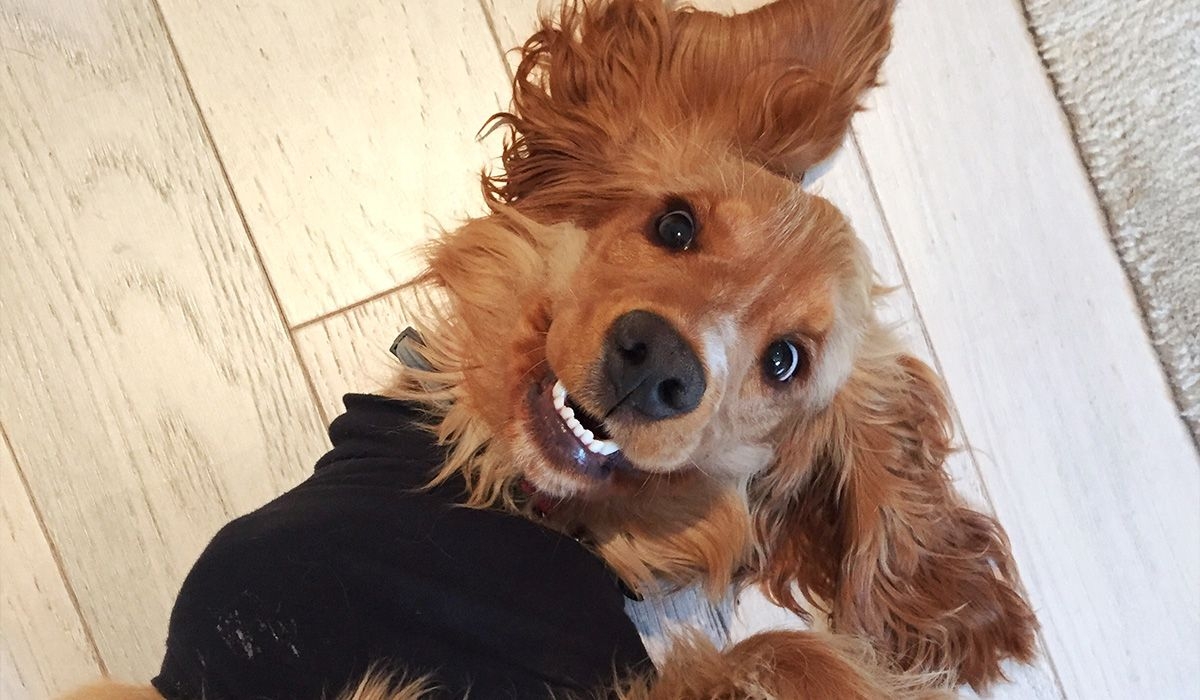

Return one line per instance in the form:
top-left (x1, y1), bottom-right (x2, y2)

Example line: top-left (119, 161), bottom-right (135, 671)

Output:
top-left (2, 1), bottom-right (1198, 697)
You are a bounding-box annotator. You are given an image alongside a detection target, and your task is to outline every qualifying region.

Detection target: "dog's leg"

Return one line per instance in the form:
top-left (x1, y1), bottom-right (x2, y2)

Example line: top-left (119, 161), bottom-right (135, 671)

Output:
top-left (619, 630), bottom-right (951, 700)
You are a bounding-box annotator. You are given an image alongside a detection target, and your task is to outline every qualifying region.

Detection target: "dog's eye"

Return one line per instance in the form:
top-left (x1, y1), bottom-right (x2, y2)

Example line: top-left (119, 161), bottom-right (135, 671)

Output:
top-left (763, 339), bottom-right (805, 384)
top-left (655, 209), bottom-right (695, 250)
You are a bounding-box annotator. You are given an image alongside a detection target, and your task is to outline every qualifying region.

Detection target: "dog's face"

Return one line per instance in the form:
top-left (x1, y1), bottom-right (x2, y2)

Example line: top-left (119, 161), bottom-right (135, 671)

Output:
top-left (509, 151), bottom-right (867, 499)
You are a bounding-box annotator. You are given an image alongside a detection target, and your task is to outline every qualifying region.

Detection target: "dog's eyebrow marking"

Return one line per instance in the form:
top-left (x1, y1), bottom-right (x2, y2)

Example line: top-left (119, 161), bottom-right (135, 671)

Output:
top-left (700, 315), bottom-right (740, 382)
top-left (806, 290), bottom-right (860, 409)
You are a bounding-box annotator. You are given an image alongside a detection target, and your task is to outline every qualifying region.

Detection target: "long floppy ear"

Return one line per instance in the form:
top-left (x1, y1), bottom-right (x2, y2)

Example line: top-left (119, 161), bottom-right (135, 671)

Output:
top-left (486, 0), bottom-right (895, 214)
top-left (670, 0), bottom-right (896, 176)
top-left (750, 338), bottom-right (1038, 688)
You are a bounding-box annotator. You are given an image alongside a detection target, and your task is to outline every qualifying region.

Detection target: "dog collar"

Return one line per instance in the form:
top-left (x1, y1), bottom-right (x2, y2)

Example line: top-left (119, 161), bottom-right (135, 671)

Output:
top-left (517, 477), bottom-right (563, 518)
top-left (389, 327), bottom-right (432, 370)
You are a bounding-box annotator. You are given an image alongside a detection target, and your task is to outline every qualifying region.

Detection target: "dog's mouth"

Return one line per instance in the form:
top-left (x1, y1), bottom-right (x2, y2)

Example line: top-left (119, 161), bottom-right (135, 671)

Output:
top-left (526, 375), bottom-right (626, 483)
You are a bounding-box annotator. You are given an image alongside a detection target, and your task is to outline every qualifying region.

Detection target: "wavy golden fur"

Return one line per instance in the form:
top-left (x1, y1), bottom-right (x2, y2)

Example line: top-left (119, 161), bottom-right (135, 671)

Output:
top-left (68, 0), bottom-right (1035, 698)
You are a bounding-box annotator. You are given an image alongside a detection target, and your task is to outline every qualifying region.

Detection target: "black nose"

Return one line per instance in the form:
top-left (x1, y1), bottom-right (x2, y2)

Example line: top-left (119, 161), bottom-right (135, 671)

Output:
top-left (603, 310), bottom-right (706, 420)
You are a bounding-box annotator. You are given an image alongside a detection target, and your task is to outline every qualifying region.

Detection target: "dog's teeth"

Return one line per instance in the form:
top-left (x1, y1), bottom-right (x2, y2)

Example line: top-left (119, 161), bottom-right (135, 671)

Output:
top-left (584, 438), bottom-right (618, 456)
top-left (550, 381), bottom-right (621, 456)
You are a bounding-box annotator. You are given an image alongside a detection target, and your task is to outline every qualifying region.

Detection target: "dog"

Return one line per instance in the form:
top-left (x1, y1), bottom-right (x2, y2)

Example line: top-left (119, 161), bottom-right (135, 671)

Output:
top-left (69, 0), bottom-right (1036, 698)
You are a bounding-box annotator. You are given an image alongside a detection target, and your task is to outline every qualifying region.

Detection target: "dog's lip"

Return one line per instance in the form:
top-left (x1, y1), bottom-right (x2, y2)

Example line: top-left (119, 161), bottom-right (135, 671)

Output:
top-left (526, 375), bottom-right (631, 483)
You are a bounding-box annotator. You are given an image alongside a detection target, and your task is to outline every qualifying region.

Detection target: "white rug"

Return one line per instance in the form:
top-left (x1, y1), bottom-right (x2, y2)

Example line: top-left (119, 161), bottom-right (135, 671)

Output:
top-left (1023, 0), bottom-right (1200, 442)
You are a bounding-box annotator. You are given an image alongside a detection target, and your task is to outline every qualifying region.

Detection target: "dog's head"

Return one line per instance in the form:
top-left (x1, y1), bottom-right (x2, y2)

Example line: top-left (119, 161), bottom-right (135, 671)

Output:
top-left (400, 0), bottom-right (1035, 686)
top-left (472, 0), bottom-right (895, 499)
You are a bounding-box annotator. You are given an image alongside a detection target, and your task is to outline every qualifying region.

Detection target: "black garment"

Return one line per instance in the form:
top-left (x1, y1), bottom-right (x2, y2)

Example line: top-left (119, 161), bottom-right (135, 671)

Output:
top-left (152, 394), bottom-right (650, 700)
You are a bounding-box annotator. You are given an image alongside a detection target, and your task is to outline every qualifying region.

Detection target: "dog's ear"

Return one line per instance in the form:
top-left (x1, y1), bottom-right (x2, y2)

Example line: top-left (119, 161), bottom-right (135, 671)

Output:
top-left (750, 339), bottom-right (1037, 688)
top-left (485, 0), bottom-right (674, 219)
top-left (486, 0), bottom-right (894, 215)
top-left (671, 0), bottom-right (895, 176)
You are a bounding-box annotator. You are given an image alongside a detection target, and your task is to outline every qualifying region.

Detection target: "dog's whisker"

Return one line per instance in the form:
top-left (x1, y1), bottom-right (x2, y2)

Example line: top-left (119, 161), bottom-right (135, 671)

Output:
top-left (516, 358), bottom-right (549, 384)
top-left (634, 474), bottom-right (653, 499)
top-left (684, 459), bottom-right (719, 484)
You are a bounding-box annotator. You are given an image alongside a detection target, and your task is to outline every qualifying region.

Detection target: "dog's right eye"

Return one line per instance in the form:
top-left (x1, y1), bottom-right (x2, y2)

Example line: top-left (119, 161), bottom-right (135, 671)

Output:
top-left (763, 339), bottom-right (805, 384)
top-left (655, 209), bottom-right (696, 250)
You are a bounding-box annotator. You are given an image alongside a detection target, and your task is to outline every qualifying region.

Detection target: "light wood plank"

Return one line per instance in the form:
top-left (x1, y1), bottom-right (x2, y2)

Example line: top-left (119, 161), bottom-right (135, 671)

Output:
top-left (852, 2), bottom-right (1200, 697)
top-left (154, 0), bottom-right (511, 325)
top-left (1, 432), bottom-right (103, 698)
top-left (0, 0), bottom-right (329, 681)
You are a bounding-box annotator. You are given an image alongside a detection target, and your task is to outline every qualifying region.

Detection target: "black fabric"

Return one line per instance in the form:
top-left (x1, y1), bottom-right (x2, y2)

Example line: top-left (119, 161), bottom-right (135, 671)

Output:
top-left (152, 394), bottom-right (651, 700)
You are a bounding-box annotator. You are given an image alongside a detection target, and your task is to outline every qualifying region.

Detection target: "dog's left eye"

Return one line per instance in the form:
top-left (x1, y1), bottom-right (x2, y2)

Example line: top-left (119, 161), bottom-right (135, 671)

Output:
top-left (763, 339), bottom-right (804, 384)
top-left (655, 209), bottom-right (696, 250)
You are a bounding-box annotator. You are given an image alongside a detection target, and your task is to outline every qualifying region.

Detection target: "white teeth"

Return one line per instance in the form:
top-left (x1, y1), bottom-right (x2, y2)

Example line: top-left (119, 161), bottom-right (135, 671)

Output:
top-left (551, 379), bottom-right (622, 456)
top-left (580, 433), bottom-right (620, 455)
top-left (577, 430), bottom-right (614, 455)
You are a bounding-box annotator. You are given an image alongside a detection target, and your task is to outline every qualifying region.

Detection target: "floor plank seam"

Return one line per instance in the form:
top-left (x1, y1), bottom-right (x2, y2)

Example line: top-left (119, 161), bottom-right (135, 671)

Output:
top-left (477, 0), bottom-right (517, 82)
top-left (1, 422), bottom-right (109, 678)
top-left (148, 0), bottom-right (332, 429)
top-left (847, 130), bottom-right (995, 506)
top-left (289, 282), bottom-right (412, 334)
top-left (847, 129), bottom-right (1070, 700)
